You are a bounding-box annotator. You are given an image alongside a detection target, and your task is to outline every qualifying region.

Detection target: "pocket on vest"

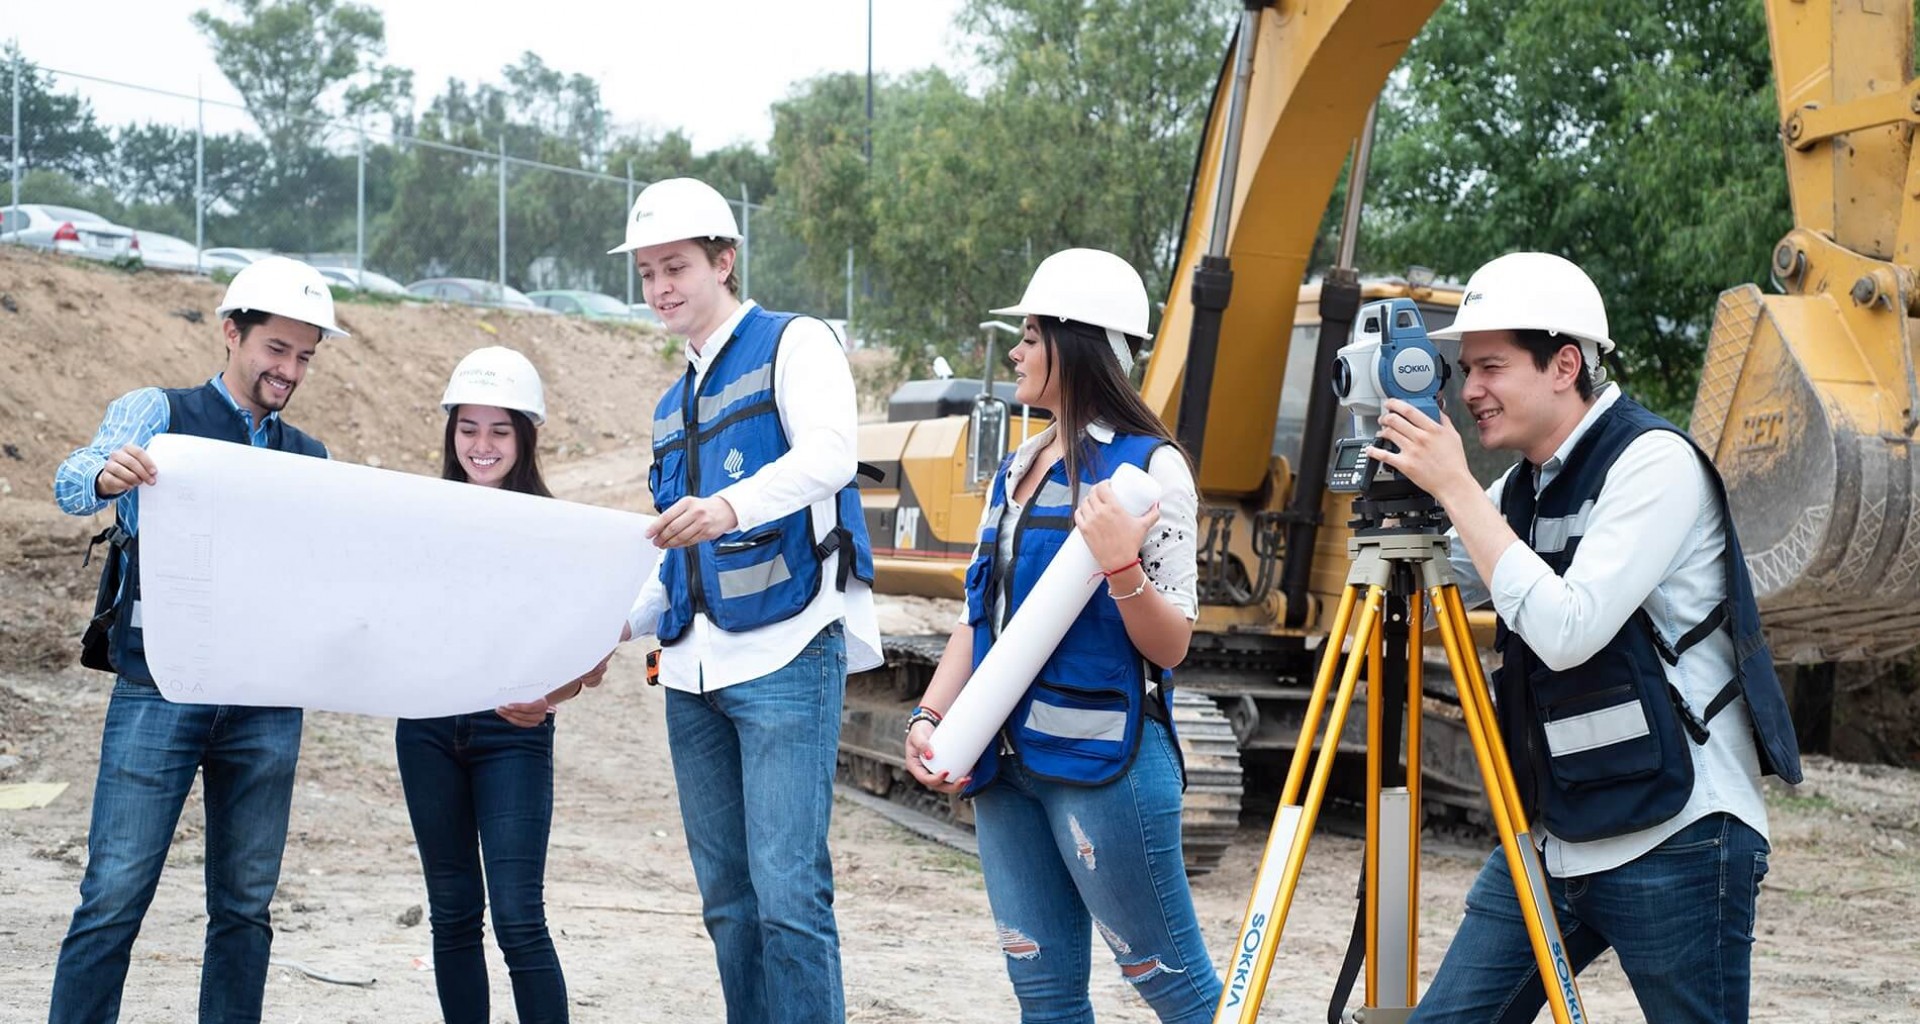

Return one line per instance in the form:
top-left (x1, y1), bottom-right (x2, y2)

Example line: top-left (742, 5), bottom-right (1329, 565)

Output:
top-left (1534, 672), bottom-right (1662, 787)
top-left (963, 555), bottom-right (992, 626)
top-left (712, 530), bottom-right (793, 600)
top-left (1013, 668), bottom-right (1141, 785)
top-left (648, 447), bottom-right (685, 511)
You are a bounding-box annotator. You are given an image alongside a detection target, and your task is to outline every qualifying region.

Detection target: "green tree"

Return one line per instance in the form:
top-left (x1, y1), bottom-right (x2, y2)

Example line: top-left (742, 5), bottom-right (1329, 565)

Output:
top-left (0, 46), bottom-right (114, 184)
top-left (771, 0), bottom-right (1235, 365)
top-left (1360, 0), bottom-right (1790, 421)
top-left (192, 0), bottom-right (412, 163)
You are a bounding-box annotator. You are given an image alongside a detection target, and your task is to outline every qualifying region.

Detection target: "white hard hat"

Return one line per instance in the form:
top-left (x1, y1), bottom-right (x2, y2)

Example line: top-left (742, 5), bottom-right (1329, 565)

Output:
top-left (215, 255), bottom-right (348, 339)
top-left (607, 177), bottom-right (742, 255)
top-left (991, 248), bottom-right (1150, 372)
top-left (441, 346), bottom-right (546, 426)
top-left (1430, 252), bottom-right (1614, 357)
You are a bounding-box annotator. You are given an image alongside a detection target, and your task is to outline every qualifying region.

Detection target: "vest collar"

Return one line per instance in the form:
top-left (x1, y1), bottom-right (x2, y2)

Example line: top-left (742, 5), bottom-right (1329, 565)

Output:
top-left (687, 300), bottom-right (759, 375)
top-left (1532, 383), bottom-right (1620, 493)
top-left (207, 374), bottom-right (279, 432)
top-left (1003, 420), bottom-right (1118, 489)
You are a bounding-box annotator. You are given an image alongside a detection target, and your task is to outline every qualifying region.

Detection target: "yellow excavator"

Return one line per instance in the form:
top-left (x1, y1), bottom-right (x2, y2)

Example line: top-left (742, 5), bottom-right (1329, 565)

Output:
top-left (840, 0), bottom-right (1920, 874)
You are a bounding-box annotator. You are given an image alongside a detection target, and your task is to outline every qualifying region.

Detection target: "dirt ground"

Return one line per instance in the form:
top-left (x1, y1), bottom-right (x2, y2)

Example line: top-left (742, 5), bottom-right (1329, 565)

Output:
top-left (2, 249), bottom-right (1917, 1021)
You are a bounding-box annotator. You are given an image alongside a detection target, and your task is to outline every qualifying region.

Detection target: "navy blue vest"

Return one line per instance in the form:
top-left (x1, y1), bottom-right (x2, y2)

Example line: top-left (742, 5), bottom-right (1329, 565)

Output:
top-left (89, 382), bottom-right (326, 684)
top-left (1494, 396), bottom-right (1802, 843)
top-left (960, 431), bottom-right (1173, 793)
top-left (648, 306), bottom-right (873, 644)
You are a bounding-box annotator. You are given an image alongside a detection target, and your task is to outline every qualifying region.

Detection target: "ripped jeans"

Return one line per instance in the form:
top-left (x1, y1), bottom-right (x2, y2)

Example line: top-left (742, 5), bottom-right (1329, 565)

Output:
top-left (973, 716), bottom-right (1222, 1023)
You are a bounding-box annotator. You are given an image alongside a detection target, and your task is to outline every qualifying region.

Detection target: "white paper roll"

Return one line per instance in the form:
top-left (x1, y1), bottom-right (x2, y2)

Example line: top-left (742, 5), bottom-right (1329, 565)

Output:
top-left (923, 461), bottom-right (1164, 779)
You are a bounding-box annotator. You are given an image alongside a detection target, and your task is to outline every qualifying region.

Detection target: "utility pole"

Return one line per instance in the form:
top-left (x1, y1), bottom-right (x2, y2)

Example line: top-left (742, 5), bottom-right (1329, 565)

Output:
top-left (10, 45), bottom-right (21, 235)
top-left (194, 79), bottom-right (204, 271)
top-left (625, 160), bottom-right (635, 305)
top-left (497, 136), bottom-right (507, 299)
top-left (355, 128), bottom-right (366, 275)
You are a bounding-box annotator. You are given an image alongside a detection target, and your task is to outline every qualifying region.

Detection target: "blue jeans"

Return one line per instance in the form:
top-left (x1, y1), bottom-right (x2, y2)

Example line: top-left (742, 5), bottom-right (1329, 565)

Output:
top-left (395, 712), bottom-right (567, 1024)
top-left (664, 622), bottom-right (846, 1024)
top-left (49, 679), bottom-right (303, 1024)
top-left (1411, 812), bottom-right (1770, 1024)
top-left (973, 716), bottom-right (1223, 1024)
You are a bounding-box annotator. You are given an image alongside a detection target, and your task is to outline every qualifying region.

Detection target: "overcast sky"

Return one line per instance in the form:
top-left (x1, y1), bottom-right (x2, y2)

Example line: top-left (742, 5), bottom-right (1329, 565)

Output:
top-left (11, 0), bottom-right (971, 151)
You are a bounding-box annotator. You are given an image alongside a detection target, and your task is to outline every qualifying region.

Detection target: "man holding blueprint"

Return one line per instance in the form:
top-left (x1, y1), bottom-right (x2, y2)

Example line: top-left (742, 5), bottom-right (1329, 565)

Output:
top-left (47, 257), bottom-right (345, 1024)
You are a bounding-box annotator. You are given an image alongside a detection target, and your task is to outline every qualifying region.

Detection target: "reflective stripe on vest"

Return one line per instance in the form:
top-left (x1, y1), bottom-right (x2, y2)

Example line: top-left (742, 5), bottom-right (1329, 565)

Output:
top-left (960, 431), bottom-right (1170, 792)
top-left (648, 306), bottom-right (874, 643)
top-left (1494, 395), bottom-right (1801, 843)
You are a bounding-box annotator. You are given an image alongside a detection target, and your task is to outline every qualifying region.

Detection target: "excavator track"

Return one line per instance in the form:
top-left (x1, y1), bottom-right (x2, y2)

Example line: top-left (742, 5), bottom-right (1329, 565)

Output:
top-left (838, 635), bottom-right (1245, 875)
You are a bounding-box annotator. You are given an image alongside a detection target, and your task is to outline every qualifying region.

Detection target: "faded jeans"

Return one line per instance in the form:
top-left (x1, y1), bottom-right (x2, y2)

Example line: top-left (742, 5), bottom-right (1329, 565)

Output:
top-left (973, 715), bottom-right (1222, 1024)
top-left (49, 678), bottom-right (302, 1024)
top-left (665, 621), bottom-right (847, 1024)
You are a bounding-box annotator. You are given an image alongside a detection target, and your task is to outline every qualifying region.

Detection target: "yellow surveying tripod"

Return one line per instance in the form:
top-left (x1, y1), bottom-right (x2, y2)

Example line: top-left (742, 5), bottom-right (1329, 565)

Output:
top-left (1212, 488), bottom-right (1588, 1024)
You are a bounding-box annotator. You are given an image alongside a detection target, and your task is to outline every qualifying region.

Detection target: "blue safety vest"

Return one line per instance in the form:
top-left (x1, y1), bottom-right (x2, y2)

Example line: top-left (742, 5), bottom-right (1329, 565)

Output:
top-left (648, 305), bottom-right (873, 644)
top-left (960, 430), bottom-right (1174, 793)
top-left (85, 381), bottom-right (327, 684)
top-left (1493, 396), bottom-right (1802, 843)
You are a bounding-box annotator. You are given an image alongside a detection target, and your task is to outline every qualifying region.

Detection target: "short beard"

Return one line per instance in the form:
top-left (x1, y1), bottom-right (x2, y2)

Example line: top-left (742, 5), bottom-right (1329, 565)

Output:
top-left (254, 375), bottom-right (293, 411)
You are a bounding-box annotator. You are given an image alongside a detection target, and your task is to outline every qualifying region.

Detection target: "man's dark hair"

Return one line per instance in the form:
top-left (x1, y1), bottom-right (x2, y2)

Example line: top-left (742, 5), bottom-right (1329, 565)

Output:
top-left (440, 409), bottom-right (553, 497)
top-left (1511, 328), bottom-right (1594, 400)
top-left (226, 308), bottom-right (322, 345)
top-left (227, 308), bottom-right (272, 341)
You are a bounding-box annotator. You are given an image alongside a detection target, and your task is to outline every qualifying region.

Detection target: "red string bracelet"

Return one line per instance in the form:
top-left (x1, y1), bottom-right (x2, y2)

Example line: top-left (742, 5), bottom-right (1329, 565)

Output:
top-left (1101, 557), bottom-right (1143, 579)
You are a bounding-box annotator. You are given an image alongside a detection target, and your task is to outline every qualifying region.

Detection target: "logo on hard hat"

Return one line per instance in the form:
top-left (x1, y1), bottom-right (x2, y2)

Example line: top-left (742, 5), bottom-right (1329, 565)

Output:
top-left (634, 208), bottom-right (653, 223)
top-left (303, 284), bottom-right (325, 298)
top-left (724, 448), bottom-right (747, 481)
top-left (1462, 290), bottom-right (1484, 306)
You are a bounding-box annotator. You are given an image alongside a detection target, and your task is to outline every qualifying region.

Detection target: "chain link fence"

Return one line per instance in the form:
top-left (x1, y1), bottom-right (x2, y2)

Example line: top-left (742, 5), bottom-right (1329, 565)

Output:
top-left (3, 55), bottom-right (844, 323)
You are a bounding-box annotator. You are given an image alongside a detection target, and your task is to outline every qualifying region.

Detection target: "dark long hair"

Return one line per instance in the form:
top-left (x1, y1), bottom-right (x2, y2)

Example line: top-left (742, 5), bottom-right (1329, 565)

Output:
top-left (440, 408), bottom-right (552, 497)
top-left (1036, 316), bottom-right (1189, 490)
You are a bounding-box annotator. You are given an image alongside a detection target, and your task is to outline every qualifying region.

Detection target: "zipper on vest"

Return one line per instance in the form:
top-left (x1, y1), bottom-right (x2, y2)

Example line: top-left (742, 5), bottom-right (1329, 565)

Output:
top-left (681, 370), bottom-right (710, 621)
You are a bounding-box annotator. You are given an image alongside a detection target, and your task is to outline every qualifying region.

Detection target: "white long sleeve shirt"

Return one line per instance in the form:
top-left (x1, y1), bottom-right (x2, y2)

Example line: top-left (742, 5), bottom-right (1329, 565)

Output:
top-left (1449, 385), bottom-right (1768, 877)
top-left (627, 301), bottom-right (882, 691)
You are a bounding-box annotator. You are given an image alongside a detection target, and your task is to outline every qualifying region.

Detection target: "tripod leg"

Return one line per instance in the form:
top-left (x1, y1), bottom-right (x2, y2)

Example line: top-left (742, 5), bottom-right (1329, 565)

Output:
top-left (1428, 585), bottom-right (1588, 1024)
top-left (1214, 584), bottom-right (1385, 1024)
top-left (1278, 583), bottom-right (1359, 805)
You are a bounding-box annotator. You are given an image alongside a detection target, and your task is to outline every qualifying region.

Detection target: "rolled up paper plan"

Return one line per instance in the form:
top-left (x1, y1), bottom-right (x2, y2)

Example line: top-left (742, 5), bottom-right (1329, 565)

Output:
top-left (923, 461), bottom-right (1165, 779)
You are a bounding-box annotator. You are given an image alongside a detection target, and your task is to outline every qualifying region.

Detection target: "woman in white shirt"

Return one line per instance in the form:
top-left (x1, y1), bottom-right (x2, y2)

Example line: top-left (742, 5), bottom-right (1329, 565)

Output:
top-left (904, 249), bottom-right (1221, 1023)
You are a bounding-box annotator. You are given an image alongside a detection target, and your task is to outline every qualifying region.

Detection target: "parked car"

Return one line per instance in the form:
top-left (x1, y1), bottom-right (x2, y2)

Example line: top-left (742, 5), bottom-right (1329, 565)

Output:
top-left (133, 231), bottom-right (203, 273)
top-left (1, 204), bottom-right (139, 262)
top-left (199, 247), bottom-right (273, 274)
top-left (628, 303), bottom-right (664, 326)
top-left (528, 290), bottom-right (634, 320)
top-left (405, 277), bottom-right (554, 313)
top-left (317, 266), bottom-right (409, 296)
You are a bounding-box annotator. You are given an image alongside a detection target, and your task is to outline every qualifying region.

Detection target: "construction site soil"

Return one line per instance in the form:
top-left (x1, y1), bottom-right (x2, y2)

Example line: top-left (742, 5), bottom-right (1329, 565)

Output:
top-left (0, 247), bottom-right (1914, 1020)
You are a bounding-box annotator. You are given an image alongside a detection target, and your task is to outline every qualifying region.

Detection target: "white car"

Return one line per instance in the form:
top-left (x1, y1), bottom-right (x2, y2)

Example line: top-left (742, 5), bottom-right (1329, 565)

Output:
top-left (317, 266), bottom-right (409, 296)
top-left (1, 204), bottom-right (139, 262)
top-left (134, 231), bottom-right (204, 273)
top-left (197, 247), bottom-right (275, 274)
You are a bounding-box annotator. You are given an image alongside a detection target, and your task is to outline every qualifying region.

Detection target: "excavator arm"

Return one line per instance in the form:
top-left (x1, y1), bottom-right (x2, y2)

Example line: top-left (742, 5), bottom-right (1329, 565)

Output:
top-left (1689, 0), bottom-right (1920, 661)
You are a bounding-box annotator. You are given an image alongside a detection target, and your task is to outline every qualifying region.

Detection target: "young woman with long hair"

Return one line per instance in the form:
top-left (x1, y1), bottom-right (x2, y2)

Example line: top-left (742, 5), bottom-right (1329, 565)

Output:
top-left (905, 249), bottom-right (1221, 1022)
top-left (395, 346), bottom-right (584, 1024)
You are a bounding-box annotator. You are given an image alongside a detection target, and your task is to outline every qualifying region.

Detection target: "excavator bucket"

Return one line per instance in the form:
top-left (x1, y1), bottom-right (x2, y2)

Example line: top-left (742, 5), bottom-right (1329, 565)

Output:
top-left (1692, 279), bottom-right (1920, 663)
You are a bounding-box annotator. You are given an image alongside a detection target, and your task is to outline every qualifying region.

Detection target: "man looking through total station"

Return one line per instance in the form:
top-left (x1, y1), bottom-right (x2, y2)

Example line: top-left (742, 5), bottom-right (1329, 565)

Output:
top-left (1365, 252), bottom-right (1801, 1023)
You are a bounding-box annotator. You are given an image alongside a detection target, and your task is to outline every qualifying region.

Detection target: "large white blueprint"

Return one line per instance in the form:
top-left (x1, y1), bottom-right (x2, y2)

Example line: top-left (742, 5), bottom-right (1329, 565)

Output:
top-left (137, 434), bottom-right (654, 718)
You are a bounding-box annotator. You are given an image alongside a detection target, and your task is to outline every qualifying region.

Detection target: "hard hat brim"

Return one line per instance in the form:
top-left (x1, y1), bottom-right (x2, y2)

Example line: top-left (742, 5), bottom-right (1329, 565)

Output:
top-left (607, 231), bottom-right (744, 256)
top-left (1429, 320), bottom-right (1612, 355)
top-left (214, 304), bottom-right (349, 340)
